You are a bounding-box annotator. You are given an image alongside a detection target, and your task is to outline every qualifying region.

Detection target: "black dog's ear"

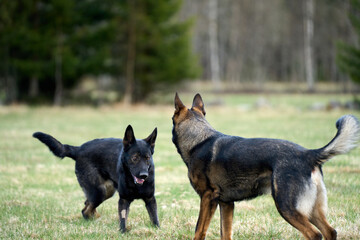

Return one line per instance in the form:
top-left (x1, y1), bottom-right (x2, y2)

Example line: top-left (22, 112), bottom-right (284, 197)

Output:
top-left (174, 92), bottom-right (186, 115)
top-left (123, 125), bottom-right (136, 151)
top-left (191, 93), bottom-right (206, 116)
top-left (144, 127), bottom-right (157, 153)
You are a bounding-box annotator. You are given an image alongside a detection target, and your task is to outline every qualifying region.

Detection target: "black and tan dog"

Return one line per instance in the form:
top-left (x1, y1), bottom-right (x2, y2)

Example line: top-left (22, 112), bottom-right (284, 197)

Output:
top-left (33, 125), bottom-right (159, 232)
top-left (172, 93), bottom-right (360, 240)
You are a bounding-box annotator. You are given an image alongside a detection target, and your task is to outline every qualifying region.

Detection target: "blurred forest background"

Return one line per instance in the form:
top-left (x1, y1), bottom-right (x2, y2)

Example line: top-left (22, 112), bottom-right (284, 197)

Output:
top-left (1, 0), bottom-right (360, 106)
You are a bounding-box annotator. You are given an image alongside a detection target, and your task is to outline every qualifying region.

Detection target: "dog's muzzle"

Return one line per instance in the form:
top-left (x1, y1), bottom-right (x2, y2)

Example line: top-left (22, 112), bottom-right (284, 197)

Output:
top-left (133, 172), bottom-right (148, 185)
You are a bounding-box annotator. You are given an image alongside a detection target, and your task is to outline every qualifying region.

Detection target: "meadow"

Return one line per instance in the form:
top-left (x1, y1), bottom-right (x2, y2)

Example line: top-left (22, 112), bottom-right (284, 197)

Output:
top-left (0, 93), bottom-right (359, 239)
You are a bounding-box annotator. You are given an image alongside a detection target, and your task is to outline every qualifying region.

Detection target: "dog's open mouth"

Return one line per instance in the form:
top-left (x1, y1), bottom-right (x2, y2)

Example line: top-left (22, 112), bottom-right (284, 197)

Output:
top-left (133, 175), bottom-right (145, 185)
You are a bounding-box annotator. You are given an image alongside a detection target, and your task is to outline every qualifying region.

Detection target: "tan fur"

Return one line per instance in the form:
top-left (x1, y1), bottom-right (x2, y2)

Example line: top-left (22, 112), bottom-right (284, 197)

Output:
top-left (194, 190), bottom-right (218, 240)
top-left (309, 168), bottom-right (337, 240)
top-left (282, 212), bottom-right (322, 240)
top-left (188, 171), bottom-right (208, 195)
top-left (82, 201), bottom-right (100, 219)
top-left (273, 177), bottom-right (279, 197)
top-left (220, 202), bottom-right (234, 240)
top-left (102, 180), bottom-right (116, 199)
top-left (310, 200), bottom-right (337, 240)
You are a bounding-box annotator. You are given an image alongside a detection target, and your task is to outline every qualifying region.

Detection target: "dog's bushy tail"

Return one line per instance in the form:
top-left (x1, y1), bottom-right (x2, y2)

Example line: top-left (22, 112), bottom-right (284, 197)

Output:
top-left (313, 115), bottom-right (360, 165)
top-left (33, 132), bottom-right (79, 160)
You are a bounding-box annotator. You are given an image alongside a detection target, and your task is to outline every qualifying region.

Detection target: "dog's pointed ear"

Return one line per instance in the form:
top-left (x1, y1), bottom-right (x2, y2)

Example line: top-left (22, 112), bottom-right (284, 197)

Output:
top-left (174, 92), bottom-right (186, 115)
top-left (144, 127), bottom-right (157, 153)
top-left (191, 93), bottom-right (206, 116)
top-left (123, 125), bottom-right (136, 151)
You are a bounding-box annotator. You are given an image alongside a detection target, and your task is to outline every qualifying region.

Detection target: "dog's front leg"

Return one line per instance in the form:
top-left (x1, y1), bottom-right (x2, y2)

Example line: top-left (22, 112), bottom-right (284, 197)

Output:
top-left (118, 198), bottom-right (131, 233)
top-left (219, 201), bottom-right (234, 240)
top-left (144, 196), bottom-right (160, 228)
top-left (194, 191), bottom-right (218, 240)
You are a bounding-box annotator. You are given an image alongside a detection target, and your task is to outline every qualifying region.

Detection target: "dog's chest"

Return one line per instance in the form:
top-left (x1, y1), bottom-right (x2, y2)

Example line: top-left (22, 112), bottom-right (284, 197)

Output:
top-left (119, 180), bottom-right (154, 199)
top-left (118, 171), bottom-right (155, 200)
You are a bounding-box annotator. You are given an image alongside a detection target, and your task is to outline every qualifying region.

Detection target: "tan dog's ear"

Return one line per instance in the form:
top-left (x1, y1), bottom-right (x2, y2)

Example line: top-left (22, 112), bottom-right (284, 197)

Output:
top-left (191, 93), bottom-right (206, 116)
top-left (174, 92), bottom-right (186, 114)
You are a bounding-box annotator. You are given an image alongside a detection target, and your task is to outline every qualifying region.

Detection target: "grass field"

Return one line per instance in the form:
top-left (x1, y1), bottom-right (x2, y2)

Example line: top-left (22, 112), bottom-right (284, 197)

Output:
top-left (1, 93), bottom-right (359, 239)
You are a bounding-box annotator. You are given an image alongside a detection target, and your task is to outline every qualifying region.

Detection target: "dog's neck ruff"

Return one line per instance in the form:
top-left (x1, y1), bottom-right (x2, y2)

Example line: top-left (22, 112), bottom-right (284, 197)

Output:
top-left (175, 118), bottom-right (217, 164)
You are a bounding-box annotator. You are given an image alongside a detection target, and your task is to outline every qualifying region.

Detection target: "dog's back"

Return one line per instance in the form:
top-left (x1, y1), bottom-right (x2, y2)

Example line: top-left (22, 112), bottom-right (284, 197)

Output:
top-left (33, 132), bottom-right (120, 183)
top-left (75, 138), bottom-right (122, 182)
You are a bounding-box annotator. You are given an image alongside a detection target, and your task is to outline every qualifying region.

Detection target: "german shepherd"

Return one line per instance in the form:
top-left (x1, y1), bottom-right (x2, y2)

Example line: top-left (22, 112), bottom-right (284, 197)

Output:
top-left (33, 125), bottom-right (159, 232)
top-left (172, 93), bottom-right (360, 240)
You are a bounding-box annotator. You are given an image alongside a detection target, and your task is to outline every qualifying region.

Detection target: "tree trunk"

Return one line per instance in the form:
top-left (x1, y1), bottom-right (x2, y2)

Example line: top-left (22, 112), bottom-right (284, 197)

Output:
top-left (5, 76), bottom-right (17, 105)
top-left (3, 45), bottom-right (17, 104)
top-left (54, 35), bottom-right (63, 106)
top-left (208, 0), bottom-right (220, 90)
top-left (304, 0), bottom-right (315, 92)
top-left (123, 0), bottom-right (137, 105)
top-left (29, 76), bottom-right (39, 97)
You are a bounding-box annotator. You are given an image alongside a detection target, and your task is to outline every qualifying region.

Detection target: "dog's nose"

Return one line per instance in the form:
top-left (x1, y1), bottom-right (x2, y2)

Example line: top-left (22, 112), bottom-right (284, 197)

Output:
top-left (139, 172), bottom-right (148, 180)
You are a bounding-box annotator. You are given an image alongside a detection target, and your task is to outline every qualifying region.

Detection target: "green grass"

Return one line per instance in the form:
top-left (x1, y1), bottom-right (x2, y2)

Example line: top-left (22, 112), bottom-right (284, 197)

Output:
top-left (1, 93), bottom-right (359, 239)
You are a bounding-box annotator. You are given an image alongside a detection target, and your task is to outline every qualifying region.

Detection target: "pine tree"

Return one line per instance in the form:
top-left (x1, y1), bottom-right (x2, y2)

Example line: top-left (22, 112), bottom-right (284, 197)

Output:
top-left (337, 0), bottom-right (360, 84)
top-left (0, 1), bottom-right (20, 103)
top-left (0, 0), bottom-right (115, 105)
top-left (11, 0), bottom-right (52, 99)
top-left (0, 0), bottom-right (199, 104)
top-left (118, 0), bottom-right (200, 103)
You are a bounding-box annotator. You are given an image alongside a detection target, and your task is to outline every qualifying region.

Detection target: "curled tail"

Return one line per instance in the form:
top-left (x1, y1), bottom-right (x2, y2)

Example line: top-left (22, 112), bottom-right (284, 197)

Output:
top-left (314, 115), bottom-right (360, 164)
top-left (33, 132), bottom-right (79, 160)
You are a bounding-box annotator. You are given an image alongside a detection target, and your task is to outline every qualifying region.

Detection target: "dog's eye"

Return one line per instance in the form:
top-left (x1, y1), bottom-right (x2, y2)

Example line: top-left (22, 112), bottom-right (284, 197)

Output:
top-left (131, 156), bottom-right (138, 163)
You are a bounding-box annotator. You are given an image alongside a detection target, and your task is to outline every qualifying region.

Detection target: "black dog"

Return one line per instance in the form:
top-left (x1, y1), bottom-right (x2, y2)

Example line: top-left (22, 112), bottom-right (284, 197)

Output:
top-left (33, 125), bottom-right (159, 232)
top-left (172, 93), bottom-right (360, 240)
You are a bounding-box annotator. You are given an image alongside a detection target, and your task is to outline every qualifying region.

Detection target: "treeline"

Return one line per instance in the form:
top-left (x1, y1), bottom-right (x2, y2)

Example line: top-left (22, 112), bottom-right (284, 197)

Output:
top-left (180, 0), bottom-right (358, 90)
top-left (0, 0), bottom-right (199, 105)
top-left (1, 0), bottom-right (360, 105)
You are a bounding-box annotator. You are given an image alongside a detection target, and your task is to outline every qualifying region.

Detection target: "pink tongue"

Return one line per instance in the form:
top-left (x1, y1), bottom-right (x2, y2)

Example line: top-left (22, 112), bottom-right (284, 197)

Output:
top-left (134, 176), bottom-right (145, 184)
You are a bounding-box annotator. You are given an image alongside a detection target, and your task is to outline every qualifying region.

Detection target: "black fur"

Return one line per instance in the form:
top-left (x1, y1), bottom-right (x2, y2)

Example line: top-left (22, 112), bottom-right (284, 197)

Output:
top-left (33, 125), bottom-right (159, 233)
top-left (117, 125), bottom-right (159, 232)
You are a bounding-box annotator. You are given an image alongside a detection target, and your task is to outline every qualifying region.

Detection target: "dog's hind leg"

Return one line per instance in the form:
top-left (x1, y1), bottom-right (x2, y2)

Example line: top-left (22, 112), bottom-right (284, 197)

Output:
top-left (144, 196), bottom-right (160, 228)
top-left (194, 190), bottom-right (218, 240)
top-left (281, 210), bottom-right (322, 240)
top-left (219, 201), bottom-right (234, 240)
top-left (78, 170), bottom-right (115, 219)
top-left (82, 200), bottom-right (90, 218)
top-left (272, 172), bottom-right (322, 239)
top-left (81, 190), bottom-right (104, 219)
top-left (310, 201), bottom-right (337, 240)
top-left (309, 169), bottom-right (337, 240)
top-left (81, 185), bottom-right (110, 219)
top-left (82, 201), bottom-right (100, 220)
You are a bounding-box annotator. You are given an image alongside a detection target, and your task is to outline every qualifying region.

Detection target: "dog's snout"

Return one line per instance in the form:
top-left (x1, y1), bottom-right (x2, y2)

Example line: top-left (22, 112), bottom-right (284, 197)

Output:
top-left (139, 172), bottom-right (148, 180)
